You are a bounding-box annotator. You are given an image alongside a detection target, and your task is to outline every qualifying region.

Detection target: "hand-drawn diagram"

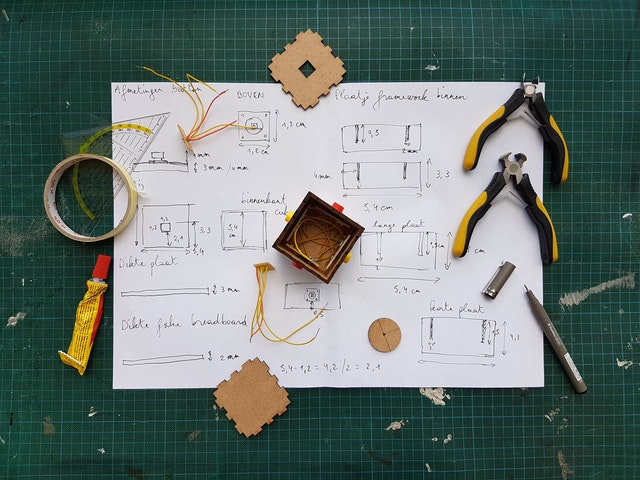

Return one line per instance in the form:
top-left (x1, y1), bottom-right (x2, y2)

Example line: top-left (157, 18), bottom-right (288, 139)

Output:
top-left (135, 149), bottom-right (189, 173)
top-left (220, 210), bottom-right (268, 251)
top-left (112, 81), bottom-right (547, 389)
top-left (237, 110), bottom-right (278, 153)
top-left (360, 231), bottom-right (451, 271)
top-left (420, 316), bottom-right (499, 361)
top-left (283, 282), bottom-right (342, 310)
top-left (342, 161), bottom-right (422, 191)
top-left (137, 203), bottom-right (197, 251)
top-left (238, 111), bottom-right (271, 142)
top-left (121, 287), bottom-right (210, 297)
top-left (341, 123), bottom-right (421, 153)
top-left (122, 354), bottom-right (205, 366)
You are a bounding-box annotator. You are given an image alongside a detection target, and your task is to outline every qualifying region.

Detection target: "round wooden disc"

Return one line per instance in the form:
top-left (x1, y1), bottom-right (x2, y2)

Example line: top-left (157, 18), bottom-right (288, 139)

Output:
top-left (368, 317), bottom-right (402, 352)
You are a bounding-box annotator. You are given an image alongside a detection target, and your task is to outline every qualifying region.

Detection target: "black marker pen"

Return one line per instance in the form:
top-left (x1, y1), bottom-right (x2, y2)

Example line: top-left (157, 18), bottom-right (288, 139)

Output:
top-left (524, 286), bottom-right (587, 394)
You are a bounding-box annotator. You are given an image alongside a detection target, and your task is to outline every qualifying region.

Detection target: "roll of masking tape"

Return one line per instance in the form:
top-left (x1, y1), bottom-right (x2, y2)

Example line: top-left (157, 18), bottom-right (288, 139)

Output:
top-left (44, 153), bottom-right (138, 242)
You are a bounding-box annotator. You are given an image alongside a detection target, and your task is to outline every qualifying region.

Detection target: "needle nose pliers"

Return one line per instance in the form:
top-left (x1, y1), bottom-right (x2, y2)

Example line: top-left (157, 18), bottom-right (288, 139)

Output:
top-left (452, 152), bottom-right (558, 265)
top-left (463, 76), bottom-right (569, 185)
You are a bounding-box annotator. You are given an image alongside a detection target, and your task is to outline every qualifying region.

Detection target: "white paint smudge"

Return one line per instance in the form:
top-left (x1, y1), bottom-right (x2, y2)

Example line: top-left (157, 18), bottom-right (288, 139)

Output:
top-left (97, 448), bottom-right (106, 454)
top-left (545, 408), bottom-right (561, 422)
top-left (6, 312), bottom-right (26, 327)
top-left (622, 213), bottom-right (633, 219)
top-left (616, 358), bottom-right (634, 370)
top-left (625, 335), bottom-right (640, 351)
top-left (88, 406), bottom-right (99, 417)
top-left (443, 434), bottom-right (453, 444)
top-left (559, 272), bottom-right (636, 308)
top-left (419, 387), bottom-right (450, 406)
top-left (385, 420), bottom-right (406, 431)
top-left (425, 64), bottom-right (440, 71)
top-left (425, 463), bottom-right (432, 472)
top-left (556, 418), bottom-right (570, 433)
top-left (0, 217), bottom-right (49, 257)
top-left (0, 435), bottom-right (5, 444)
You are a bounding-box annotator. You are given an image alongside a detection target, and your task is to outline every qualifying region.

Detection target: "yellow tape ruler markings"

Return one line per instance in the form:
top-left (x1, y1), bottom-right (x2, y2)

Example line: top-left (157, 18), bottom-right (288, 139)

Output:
top-left (72, 123), bottom-right (151, 220)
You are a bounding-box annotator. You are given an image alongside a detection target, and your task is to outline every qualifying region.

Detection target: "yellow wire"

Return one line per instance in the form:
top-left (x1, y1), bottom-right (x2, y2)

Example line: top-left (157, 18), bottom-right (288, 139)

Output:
top-left (292, 214), bottom-right (344, 265)
top-left (140, 66), bottom-right (204, 136)
top-left (251, 265), bottom-right (324, 346)
top-left (140, 66), bottom-right (254, 148)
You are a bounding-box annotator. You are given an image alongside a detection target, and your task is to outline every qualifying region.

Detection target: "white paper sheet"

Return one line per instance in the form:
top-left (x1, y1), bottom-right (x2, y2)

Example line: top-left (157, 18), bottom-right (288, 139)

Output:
top-left (111, 81), bottom-right (547, 389)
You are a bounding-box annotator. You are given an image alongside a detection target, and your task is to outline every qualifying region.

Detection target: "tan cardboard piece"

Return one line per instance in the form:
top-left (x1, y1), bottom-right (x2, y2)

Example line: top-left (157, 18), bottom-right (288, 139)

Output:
top-left (368, 317), bottom-right (402, 353)
top-left (214, 358), bottom-right (290, 437)
top-left (269, 29), bottom-right (345, 109)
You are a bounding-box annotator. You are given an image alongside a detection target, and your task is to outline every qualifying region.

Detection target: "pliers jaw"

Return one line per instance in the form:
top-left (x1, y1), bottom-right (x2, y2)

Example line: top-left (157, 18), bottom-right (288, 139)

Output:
top-left (463, 76), bottom-right (569, 185)
top-left (521, 74), bottom-right (540, 99)
top-left (453, 153), bottom-right (559, 265)
top-left (500, 152), bottom-right (526, 184)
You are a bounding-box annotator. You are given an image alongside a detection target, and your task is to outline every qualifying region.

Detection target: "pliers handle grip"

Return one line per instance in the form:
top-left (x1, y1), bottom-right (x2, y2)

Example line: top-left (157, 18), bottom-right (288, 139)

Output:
top-left (452, 171), bottom-right (506, 258)
top-left (463, 83), bottom-right (569, 185)
top-left (529, 92), bottom-right (569, 184)
top-left (463, 89), bottom-right (524, 172)
top-left (516, 175), bottom-right (559, 265)
top-left (453, 153), bottom-right (559, 265)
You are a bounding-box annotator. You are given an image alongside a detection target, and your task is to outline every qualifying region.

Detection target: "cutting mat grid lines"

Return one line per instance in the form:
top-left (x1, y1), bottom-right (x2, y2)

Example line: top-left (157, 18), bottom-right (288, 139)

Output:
top-left (1, 1), bottom-right (638, 479)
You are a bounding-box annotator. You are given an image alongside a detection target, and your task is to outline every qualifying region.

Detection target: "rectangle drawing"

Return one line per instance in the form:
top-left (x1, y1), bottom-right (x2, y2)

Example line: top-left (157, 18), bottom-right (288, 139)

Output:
top-left (360, 231), bottom-right (441, 271)
top-left (341, 123), bottom-right (421, 153)
top-left (112, 81), bottom-right (546, 389)
top-left (284, 282), bottom-right (342, 311)
top-left (421, 317), bottom-right (497, 357)
top-left (342, 161), bottom-right (422, 190)
top-left (140, 204), bottom-right (193, 251)
top-left (220, 210), bottom-right (267, 251)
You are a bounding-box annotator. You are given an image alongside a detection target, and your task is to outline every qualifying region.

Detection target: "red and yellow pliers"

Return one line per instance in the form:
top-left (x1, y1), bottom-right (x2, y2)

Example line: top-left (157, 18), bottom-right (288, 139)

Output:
top-left (463, 76), bottom-right (569, 185)
top-left (453, 152), bottom-right (558, 265)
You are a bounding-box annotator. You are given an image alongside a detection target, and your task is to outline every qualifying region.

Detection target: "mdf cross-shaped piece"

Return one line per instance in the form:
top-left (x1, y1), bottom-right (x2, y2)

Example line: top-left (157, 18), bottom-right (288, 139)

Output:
top-left (269, 29), bottom-right (346, 109)
top-left (213, 358), bottom-right (290, 437)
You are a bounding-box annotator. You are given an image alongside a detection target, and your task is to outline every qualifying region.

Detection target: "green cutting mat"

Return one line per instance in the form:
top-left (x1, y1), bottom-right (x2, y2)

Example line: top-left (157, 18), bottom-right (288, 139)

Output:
top-left (1, 1), bottom-right (638, 478)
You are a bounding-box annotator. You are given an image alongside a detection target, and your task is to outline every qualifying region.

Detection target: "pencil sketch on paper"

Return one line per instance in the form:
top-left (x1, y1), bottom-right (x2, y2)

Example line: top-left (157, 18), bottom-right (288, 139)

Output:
top-left (359, 231), bottom-right (452, 271)
top-left (136, 203), bottom-right (197, 252)
top-left (122, 354), bottom-right (205, 366)
top-left (121, 287), bottom-right (210, 297)
top-left (341, 123), bottom-right (422, 153)
top-left (342, 161), bottom-right (422, 192)
top-left (111, 81), bottom-right (547, 389)
top-left (283, 282), bottom-right (342, 311)
top-left (220, 210), bottom-right (268, 252)
top-left (421, 317), bottom-right (497, 357)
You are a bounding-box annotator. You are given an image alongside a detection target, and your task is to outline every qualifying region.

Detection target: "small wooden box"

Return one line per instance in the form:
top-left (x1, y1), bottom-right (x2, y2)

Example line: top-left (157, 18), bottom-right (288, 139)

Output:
top-left (273, 192), bottom-right (364, 283)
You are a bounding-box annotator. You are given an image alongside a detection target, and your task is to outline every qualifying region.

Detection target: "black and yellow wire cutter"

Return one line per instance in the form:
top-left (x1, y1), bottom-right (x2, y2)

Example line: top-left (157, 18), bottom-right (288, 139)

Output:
top-left (453, 152), bottom-right (558, 265)
top-left (463, 76), bottom-right (569, 185)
